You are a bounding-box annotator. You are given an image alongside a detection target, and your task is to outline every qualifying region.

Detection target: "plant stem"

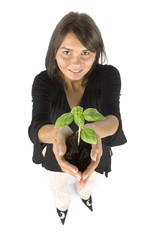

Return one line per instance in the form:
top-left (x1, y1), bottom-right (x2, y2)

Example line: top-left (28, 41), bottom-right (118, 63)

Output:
top-left (78, 127), bottom-right (81, 145)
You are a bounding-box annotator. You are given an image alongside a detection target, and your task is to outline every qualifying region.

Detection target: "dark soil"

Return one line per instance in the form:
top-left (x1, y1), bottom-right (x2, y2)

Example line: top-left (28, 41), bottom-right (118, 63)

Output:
top-left (65, 132), bottom-right (91, 172)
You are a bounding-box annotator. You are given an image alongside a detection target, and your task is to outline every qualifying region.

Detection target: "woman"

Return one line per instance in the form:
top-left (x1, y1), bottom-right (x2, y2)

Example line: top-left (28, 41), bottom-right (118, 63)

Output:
top-left (28, 12), bottom-right (127, 224)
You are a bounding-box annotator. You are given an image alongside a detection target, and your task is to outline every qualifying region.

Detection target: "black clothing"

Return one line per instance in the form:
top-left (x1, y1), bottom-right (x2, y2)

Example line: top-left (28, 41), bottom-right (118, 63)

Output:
top-left (28, 64), bottom-right (127, 177)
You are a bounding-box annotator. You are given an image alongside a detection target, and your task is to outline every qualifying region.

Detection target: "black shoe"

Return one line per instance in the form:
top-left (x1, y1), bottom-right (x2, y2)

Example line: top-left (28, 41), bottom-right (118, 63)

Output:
top-left (56, 208), bottom-right (68, 225)
top-left (81, 195), bottom-right (93, 211)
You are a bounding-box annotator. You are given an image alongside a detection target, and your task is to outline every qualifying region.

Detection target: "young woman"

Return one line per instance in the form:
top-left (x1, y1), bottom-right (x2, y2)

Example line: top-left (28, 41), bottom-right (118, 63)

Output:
top-left (28, 12), bottom-right (127, 224)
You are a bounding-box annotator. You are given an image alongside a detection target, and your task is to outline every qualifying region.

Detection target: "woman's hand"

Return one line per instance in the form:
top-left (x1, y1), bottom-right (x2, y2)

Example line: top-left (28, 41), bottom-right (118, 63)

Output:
top-left (78, 126), bottom-right (103, 188)
top-left (52, 126), bottom-right (82, 180)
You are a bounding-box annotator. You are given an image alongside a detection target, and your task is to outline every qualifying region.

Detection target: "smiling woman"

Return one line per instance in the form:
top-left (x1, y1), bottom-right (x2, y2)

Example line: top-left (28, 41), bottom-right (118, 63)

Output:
top-left (45, 12), bottom-right (107, 86)
top-left (55, 32), bottom-right (96, 84)
top-left (28, 11), bottom-right (127, 225)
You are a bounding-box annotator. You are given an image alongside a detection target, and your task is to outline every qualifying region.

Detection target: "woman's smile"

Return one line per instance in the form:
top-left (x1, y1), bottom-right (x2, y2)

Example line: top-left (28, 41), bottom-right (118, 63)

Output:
top-left (68, 69), bottom-right (83, 74)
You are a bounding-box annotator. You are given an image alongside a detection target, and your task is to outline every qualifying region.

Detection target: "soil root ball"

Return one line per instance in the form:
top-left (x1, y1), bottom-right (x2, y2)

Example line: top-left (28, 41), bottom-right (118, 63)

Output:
top-left (65, 133), bottom-right (91, 172)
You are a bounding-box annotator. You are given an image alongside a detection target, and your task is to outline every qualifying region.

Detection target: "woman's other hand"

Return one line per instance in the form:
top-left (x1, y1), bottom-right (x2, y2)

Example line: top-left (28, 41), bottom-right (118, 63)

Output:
top-left (52, 126), bottom-right (82, 180)
top-left (78, 132), bottom-right (102, 188)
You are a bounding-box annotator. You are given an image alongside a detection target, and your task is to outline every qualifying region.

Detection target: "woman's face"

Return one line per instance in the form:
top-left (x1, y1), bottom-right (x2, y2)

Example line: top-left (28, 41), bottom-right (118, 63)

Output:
top-left (55, 32), bottom-right (96, 84)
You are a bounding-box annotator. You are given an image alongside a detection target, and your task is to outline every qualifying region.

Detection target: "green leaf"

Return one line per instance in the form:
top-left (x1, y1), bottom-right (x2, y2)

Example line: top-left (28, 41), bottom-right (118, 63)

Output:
top-left (83, 108), bottom-right (105, 122)
top-left (80, 128), bottom-right (97, 144)
top-left (74, 113), bottom-right (84, 128)
top-left (54, 112), bottom-right (74, 127)
top-left (71, 106), bottom-right (83, 115)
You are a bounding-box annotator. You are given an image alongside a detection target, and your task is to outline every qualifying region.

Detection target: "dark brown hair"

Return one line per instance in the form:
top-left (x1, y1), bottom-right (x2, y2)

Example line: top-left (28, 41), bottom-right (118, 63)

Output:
top-left (45, 12), bottom-right (107, 85)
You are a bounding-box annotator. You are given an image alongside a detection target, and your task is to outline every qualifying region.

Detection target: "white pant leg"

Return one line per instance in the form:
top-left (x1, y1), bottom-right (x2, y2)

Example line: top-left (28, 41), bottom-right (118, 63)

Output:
top-left (45, 169), bottom-right (69, 211)
top-left (76, 171), bottom-right (99, 200)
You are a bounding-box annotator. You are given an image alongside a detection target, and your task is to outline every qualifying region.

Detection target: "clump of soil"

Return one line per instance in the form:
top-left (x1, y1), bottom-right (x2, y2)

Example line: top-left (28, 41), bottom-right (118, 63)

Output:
top-left (65, 132), bottom-right (91, 172)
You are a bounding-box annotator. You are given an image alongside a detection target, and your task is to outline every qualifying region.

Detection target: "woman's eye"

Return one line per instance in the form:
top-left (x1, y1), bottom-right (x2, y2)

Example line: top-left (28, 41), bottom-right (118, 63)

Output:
top-left (63, 51), bottom-right (71, 55)
top-left (82, 51), bottom-right (89, 56)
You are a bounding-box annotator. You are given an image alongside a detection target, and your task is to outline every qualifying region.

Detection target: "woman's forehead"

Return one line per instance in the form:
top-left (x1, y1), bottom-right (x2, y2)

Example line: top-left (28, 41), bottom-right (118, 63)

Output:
top-left (59, 32), bottom-right (87, 50)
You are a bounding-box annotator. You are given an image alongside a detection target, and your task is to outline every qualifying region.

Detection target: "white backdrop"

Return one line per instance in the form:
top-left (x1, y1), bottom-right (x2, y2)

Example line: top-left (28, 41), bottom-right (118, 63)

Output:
top-left (0, 0), bottom-right (152, 239)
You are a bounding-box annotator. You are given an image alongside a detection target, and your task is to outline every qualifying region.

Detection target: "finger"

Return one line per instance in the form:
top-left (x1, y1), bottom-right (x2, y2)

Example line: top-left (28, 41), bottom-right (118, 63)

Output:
top-left (57, 156), bottom-right (82, 180)
top-left (54, 134), bottom-right (67, 156)
top-left (56, 127), bottom-right (73, 156)
top-left (59, 157), bottom-right (78, 173)
top-left (82, 161), bottom-right (95, 181)
top-left (78, 170), bottom-right (94, 189)
top-left (82, 155), bottom-right (101, 181)
top-left (90, 141), bottom-right (102, 162)
top-left (52, 138), bottom-right (65, 157)
top-left (57, 139), bottom-right (67, 156)
top-left (62, 167), bottom-right (82, 181)
top-left (77, 176), bottom-right (90, 188)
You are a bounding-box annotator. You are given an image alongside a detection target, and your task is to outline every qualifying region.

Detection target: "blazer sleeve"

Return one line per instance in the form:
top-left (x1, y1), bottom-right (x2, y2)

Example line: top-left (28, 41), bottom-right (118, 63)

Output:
top-left (101, 65), bottom-right (127, 146)
top-left (28, 72), bottom-right (53, 164)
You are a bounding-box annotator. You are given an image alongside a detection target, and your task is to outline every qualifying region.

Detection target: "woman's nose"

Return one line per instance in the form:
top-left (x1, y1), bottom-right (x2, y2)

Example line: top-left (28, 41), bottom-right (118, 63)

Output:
top-left (71, 55), bottom-right (82, 65)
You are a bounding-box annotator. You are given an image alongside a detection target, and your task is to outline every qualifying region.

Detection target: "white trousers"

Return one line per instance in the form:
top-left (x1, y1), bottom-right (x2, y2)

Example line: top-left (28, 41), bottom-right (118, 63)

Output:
top-left (45, 170), bottom-right (99, 211)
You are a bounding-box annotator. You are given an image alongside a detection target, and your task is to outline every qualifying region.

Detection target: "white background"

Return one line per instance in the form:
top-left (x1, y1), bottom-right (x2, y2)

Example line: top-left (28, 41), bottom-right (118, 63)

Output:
top-left (0, 0), bottom-right (152, 239)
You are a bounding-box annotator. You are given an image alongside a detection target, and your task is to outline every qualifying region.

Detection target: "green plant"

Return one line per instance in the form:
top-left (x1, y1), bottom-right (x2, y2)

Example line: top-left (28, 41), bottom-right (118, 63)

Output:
top-left (54, 106), bottom-right (105, 145)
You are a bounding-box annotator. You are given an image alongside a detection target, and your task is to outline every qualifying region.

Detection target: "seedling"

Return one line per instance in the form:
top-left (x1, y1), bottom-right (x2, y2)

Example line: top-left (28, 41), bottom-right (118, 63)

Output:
top-left (55, 106), bottom-right (105, 145)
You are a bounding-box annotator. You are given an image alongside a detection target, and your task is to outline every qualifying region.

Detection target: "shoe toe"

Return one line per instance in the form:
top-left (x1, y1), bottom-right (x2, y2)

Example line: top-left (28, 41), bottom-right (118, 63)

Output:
top-left (81, 195), bottom-right (93, 211)
top-left (56, 209), bottom-right (68, 225)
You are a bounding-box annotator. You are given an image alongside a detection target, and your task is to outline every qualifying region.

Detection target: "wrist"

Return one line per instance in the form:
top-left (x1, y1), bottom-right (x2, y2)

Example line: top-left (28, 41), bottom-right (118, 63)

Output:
top-left (54, 125), bottom-right (73, 140)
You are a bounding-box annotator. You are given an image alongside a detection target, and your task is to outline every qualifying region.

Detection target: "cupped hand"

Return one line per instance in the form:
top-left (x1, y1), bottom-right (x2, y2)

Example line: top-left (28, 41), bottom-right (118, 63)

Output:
top-left (53, 126), bottom-right (82, 180)
top-left (78, 133), bottom-right (103, 188)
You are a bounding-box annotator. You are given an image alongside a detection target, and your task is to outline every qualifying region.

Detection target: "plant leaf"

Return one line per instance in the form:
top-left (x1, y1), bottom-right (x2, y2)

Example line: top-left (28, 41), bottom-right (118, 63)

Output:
top-left (71, 106), bottom-right (83, 115)
top-left (74, 113), bottom-right (84, 128)
top-left (54, 112), bottom-right (74, 127)
top-left (83, 108), bottom-right (105, 122)
top-left (80, 128), bottom-right (97, 144)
